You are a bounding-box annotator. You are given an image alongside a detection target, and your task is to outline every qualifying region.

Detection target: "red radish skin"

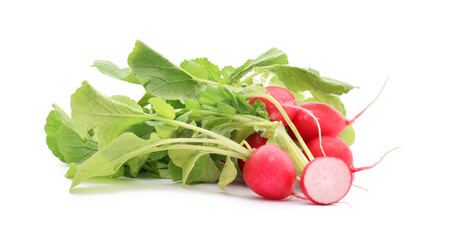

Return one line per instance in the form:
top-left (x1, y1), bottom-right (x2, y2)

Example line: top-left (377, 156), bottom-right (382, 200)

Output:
top-left (292, 79), bottom-right (388, 141)
top-left (306, 136), bottom-right (353, 167)
top-left (300, 157), bottom-right (353, 205)
top-left (238, 133), bottom-right (268, 171)
top-left (249, 86), bottom-right (297, 126)
top-left (292, 102), bottom-right (349, 142)
top-left (245, 132), bottom-right (268, 148)
top-left (243, 144), bottom-right (297, 200)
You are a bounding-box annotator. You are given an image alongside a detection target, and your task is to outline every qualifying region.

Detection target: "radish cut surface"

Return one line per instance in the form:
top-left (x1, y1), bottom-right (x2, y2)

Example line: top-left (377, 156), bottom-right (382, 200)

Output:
top-left (300, 157), bottom-right (352, 205)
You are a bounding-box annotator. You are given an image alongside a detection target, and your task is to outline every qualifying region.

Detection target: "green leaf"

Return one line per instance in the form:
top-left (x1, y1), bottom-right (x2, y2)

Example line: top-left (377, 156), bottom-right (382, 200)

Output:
top-left (66, 163), bottom-right (78, 179)
top-left (138, 151), bottom-right (170, 178)
top-left (199, 85), bottom-right (255, 115)
top-left (70, 132), bottom-right (163, 189)
top-left (168, 160), bottom-right (183, 182)
top-left (339, 125), bottom-right (355, 146)
top-left (149, 97), bottom-right (175, 120)
top-left (221, 66), bottom-right (235, 79)
top-left (180, 58), bottom-right (222, 83)
top-left (45, 104), bottom-right (97, 164)
top-left (251, 99), bottom-right (269, 119)
top-left (56, 125), bottom-right (98, 164)
top-left (229, 48), bottom-right (288, 84)
top-left (126, 155), bottom-right (149, 177)
top-left (262, 65), bottom-right (356, 95)
top-left (52, 104), bottom-right (73, 128)
top-left (137, 92), bottom-right (153, 108)
top-left (236, 84), bottom-right (267, 96)
top-left (92, 60), bottom-right (139, 84)
top-left (218, 157), bottom-right (237, 189)
top-left (155, 122), bottom-right (179, 139)
top-left (216, 102), bottom-right (237, 115)
top-left (45, 106), bottom-right (69, 162)
top-left (185, 155), bottom-right (220, 184)
top-left (71, 81), bottom-right (152, 148)
top-left (168, 148), bottom-right (220, 185)
top-left (166, 99), bottom-right (186, 109)
top-left (122, 122), bottom-right (156, 139)
top-left (128, 40), bottom-right (209, 101)
top-left (168, 148), bottom-right (208, 185)
top-left (111, 95), bottom-right (144, 111)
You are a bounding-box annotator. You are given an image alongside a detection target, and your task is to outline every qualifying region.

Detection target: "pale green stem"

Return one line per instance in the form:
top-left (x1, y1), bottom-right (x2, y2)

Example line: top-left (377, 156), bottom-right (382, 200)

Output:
top-left (191, 110), bottom-right (271, 123)
top-left (146, 115), bottom-right (251, 157)
top-left (234, 72), bottom-right (263, 88)
top-left (233, 114), bottom-right (272, 122)
top-left (240, 140), bottom-right (253, 152)
top-left (277, 130), bottom-right (308, 170)
top-left (153, 138), bottom-right (238, 150)
top-left (167, 144), bottom-right (248, 159)
top-left (243, 93), bottom-right (314, 162)
top-left (130, 139), bottom-right (250, 161)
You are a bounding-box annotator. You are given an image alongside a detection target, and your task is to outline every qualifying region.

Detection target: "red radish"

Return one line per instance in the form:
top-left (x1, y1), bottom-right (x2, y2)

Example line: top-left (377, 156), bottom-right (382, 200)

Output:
top-left (291, 79), bottom-right (387, 142)
top-left (300, 147), bottom-right (398, 205)
top-left (245, 132), bottom-right (268, 148)
top-left (238, 133), bottom-right (268, 171)
top-left (300, 157), bottom-right (352, 205)
top-left (306, 136), bottom-right (353, 167)
top-left (291, 102), bottom-right (348, 142)
top-left (243, 144), bottom-right (297, 200)
top-left (249, 86), bottom-right (297, 126)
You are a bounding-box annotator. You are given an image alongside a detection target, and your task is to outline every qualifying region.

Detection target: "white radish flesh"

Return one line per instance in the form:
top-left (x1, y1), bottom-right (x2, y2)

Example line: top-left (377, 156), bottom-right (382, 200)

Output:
top-left (300, 157), bottom-right (352, 205)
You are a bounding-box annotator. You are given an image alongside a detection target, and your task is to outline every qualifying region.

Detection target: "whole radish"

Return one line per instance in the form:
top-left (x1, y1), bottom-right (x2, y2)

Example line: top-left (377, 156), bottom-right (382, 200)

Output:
top-left (292, 102), bottom-right (349, 142)
top-left (291, 79), bottom-right (387, 142)
top-left (243, 144), bottom-right (297, 200)
top-left (238, 132), bottom-right (268, 171)
top-left (249, 86), bottom-right (297, 126)
top-left (306, 136), bottom-right (353, 167)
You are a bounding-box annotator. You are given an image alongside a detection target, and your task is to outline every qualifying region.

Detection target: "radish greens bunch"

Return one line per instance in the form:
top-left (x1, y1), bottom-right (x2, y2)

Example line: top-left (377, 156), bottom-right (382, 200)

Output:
top-left (45, 40), bottom-right (386, 205)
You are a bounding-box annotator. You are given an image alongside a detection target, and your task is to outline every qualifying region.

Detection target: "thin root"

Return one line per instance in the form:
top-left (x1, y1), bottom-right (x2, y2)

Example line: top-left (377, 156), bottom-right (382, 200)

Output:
top-left (294, 106), bottom-right (325, 157)
top-left (336, 201), bottom-right (354, 209)
top-left (348, 76), bottom-right (389, 125)
top-left (292, 192), bottom-right (308, 201)
top-left (352, 184), bottom-right (369, 191)
top-left (353, 146), bottom-right (400, 172)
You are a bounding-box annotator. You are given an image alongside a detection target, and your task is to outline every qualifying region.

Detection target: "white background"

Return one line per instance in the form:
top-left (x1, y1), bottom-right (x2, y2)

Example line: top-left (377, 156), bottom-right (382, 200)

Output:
top-left (1, 0), bottom-right (457, 239)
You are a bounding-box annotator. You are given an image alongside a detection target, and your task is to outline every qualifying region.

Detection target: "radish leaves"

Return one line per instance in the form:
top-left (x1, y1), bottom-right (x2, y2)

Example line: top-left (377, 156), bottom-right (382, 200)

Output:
top-left (71, 81), bottom-right (151, 148)
top-left (46, 40), bottom-right (357, 191)
top-left (128, 40), bottom-right (211, 101)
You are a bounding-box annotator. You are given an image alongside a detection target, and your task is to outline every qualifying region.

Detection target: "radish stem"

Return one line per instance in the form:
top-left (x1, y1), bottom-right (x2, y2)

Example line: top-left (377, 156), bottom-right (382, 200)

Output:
top-left (147, 115), bottom-right (251, 157)
top-left (234, 71), bottom-right (264, 88)
top-left (167, 144), bottom-right (248, 159)
top-left (244, 93), bottom-right (314, 163)
top-left (277, 130), bottom-right (308, 170)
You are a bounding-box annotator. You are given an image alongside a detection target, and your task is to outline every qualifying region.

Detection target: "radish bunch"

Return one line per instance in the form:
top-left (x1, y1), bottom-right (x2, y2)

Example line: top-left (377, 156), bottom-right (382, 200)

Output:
top-left (241, 84), bottom-right (390, 205)
top-left (45, 41), bottom-right (393, 203)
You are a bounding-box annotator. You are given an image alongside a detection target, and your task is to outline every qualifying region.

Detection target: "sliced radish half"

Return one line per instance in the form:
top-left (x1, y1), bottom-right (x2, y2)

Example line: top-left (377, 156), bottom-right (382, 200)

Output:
top-left (300, 157), bottom-right (352, 205)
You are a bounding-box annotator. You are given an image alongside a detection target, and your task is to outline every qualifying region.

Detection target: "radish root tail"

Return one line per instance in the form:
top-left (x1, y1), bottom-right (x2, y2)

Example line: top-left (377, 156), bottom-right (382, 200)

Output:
top-left (292, 192), bottom-right (308, 201)
top-left (352, 184), bottom-right (369, 191)
top-left (348, 76), bottom-right (389, 126)
top-left (353, 146), bottom-right (400, 172)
